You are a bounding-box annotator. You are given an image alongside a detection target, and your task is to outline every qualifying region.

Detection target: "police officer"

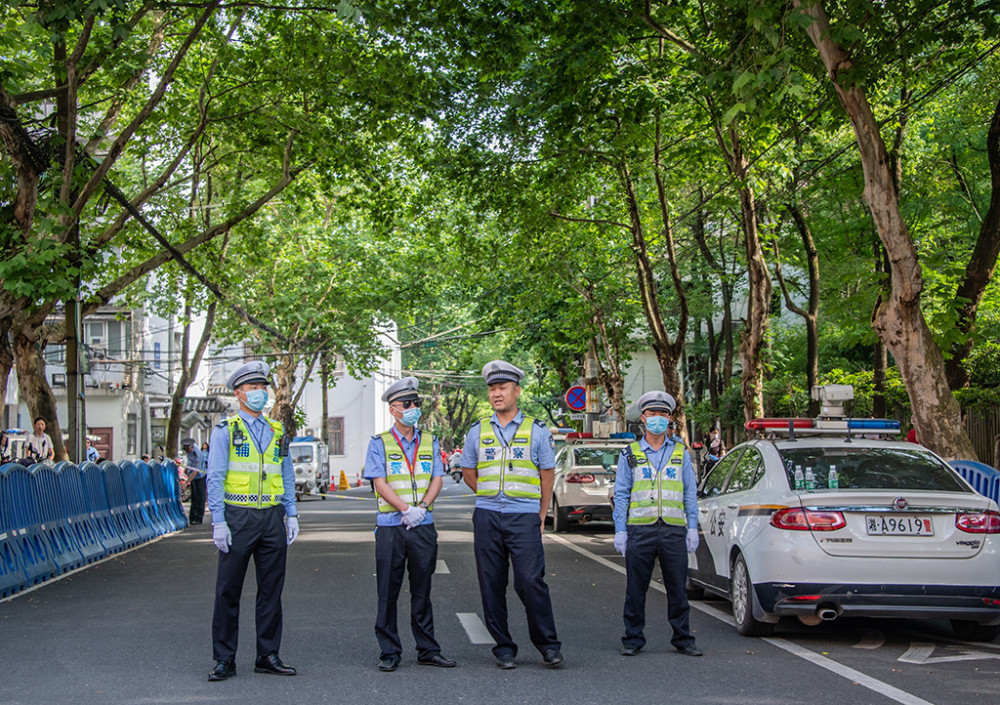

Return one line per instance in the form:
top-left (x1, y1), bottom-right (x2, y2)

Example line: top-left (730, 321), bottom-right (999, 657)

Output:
top-left (613, 391), bottom-right (702, 657)
top-left (460, 360), bottom-right (563, 669)
top-left (363, 377), bottom-right (456, 672)
top-left (206, 362), bottom-right (299, 681)
top-left (182, 437), bottom-right (207, 524)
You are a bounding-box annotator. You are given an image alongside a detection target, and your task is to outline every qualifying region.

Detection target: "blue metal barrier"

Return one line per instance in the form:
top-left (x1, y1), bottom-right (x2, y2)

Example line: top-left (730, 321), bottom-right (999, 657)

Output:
top-left (30, 464), bottom-right (85, 574)
top-left (80, 462), bottom-right (126, 555)
top-left (950, 460), bottom-right (1000, 504)
top-left (0, 463), bottom-right (28, 597)
top-left (101, 462), bottom-right (144, 548)
top-left (117, 461), bottom-right (157, 542)
top-left (1, 463), bottom-right (58, 587)
top-left (54, 461), bottom-right (106, 565)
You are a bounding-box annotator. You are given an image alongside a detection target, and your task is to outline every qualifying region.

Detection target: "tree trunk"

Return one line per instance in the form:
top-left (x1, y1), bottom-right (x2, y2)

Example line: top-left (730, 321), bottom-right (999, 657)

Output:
top-left (945, 96), bottom-right (1000, 389)
top-left (13, 320), bottom-right (66, 461)
top-left (796, 0), bottom-right (976, 459)
top-left (0, 318), bottom-right (13, 426)
top-left (271, 352), bottom-right (298, 439)
top-left (165, 298), bottom-right (217, 458)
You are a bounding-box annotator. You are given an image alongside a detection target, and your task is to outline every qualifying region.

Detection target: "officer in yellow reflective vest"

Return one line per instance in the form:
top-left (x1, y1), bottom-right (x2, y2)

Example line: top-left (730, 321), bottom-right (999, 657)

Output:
top-left (363, 376), bottom-right (455, 673)
top-left (460, 360), bottom-right (562, 670)
top-left (206, 362), bottom-right (299, 681)
top-left (612, 391), bottom-right (702, 657)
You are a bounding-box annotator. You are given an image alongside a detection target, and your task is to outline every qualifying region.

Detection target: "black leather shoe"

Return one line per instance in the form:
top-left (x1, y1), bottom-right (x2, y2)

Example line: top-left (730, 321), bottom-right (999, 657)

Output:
top-left (417, 654), bottom-right (457, 668)
top-left (676, 644), bottom-right (703, 657)
top-left (378, 656), bottom-right (400, 672)
top-left (620, 645), bottom-right (642, 656)
top-left (254, 653), bottom-right (296, 675)
top-left (495, 654), bottom-right (516, 670)
top-left (208, 660), bottom-right (236, 681)
top-left (542, 649), bottom-right (564, 667)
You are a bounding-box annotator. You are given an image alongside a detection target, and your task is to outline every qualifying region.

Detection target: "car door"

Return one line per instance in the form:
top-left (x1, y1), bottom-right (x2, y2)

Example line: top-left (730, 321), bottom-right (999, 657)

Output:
top-left (716, 447), bottom-right (768, 583)
top-left (692, 449), bottom-right (743, 591)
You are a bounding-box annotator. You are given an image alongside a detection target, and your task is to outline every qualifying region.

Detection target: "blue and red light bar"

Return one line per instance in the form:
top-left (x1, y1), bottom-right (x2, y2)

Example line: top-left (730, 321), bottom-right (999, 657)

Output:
top-left (745, 417), bottom-right (901, 433)
top-left (745, 418), bottom-right (814, 431)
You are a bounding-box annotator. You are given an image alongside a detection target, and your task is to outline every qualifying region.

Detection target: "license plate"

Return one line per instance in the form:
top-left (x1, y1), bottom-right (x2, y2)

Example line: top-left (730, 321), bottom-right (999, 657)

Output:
top-left (865, 515), bottom-right (934, 536)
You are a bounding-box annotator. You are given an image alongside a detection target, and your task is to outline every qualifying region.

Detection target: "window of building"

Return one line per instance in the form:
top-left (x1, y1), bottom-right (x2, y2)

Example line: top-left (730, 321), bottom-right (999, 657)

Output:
top-left (126, 413), bottom-right (137, 455)
top-left (328, 417), bottom-right (344, 456)
top-left (154, 341), bottom-right (161, 369)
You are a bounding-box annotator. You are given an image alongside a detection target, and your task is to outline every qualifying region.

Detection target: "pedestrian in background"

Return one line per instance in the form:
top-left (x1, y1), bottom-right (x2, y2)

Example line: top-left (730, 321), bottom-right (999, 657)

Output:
top-left (613, 391), bottom-right (702, 658)
top-left (460, 360), bottom-right (563, 670)
top-left (206, 361), bottom-right (299, 681)
top-left (86, 438), bottom-right (100, 463)
top-left (26, 416), bottom-right (54, 462)
top-left (182, 437), bottom-right (207, 524)
top-left (363, 376), bottom-right (455, 672)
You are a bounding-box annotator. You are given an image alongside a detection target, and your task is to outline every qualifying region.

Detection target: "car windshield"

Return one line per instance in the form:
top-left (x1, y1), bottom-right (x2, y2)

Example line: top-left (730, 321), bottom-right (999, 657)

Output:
top-left (290, 446), bottom-right (313, 464)
top-left (573, 448), bottom-right (622, 471)
top-left (777, 446), bottom-right (970, 492)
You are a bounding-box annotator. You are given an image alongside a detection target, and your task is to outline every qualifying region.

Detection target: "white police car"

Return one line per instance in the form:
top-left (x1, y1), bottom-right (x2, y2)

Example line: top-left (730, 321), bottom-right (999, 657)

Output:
top-left (687, 416), bottom-right (1000, 640)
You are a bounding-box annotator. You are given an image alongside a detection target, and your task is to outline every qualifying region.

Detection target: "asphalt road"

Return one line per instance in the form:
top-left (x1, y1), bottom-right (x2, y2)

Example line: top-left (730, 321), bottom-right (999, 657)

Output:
top-left (2, 479), bottom-right (999, 705)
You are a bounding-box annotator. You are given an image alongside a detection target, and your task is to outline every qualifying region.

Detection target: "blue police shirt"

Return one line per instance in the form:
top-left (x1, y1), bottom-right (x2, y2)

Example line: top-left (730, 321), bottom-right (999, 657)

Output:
top-left (460, 410), bottom-right (556, 514)
top-left (364, 428), bottom-right (443, 527)
top-left (185, 447), bottom-right (206, 478)
top-left (613, 435), bottom-right (698, 532)
top-left (206, 410), bottom-right (297, 523)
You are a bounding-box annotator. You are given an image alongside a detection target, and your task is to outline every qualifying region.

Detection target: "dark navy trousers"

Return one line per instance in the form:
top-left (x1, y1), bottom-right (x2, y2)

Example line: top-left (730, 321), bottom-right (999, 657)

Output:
top-left (472, 508), bottom-right (560, 658)
top-left (622, 521), bottom-right (695, 650)
top-left (374, 523), bottom-right (441, 660)
top-left (212, 504), bottom-right (287, 661)
top-left (188, 476), bottom-right (206, 524)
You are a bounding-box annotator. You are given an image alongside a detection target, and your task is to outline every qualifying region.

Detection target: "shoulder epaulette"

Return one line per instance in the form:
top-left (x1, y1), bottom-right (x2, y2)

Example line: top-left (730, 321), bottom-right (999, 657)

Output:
top-left (215, 419), bottom-right (228, 429)
top-left (533, 418), bottom-right (546, 428)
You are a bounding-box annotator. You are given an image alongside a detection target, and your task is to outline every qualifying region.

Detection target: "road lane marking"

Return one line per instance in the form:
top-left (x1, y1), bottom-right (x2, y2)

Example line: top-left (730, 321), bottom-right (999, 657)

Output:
top-left (898, 642), bottom-right (1000, 665)
top-left (546, 533), bottom-right (936, 705)
top-left (457, 612), bottom-right (493, 644)
top-left (853, 630), bottom-right (885, 649)
top-left (436, 560), bottom-right (450, 574)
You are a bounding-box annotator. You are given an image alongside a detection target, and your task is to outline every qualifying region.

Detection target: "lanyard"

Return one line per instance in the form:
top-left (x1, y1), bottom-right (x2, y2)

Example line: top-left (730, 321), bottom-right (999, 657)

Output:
top-left (390, 428), bottom-right (418, 477)
top-left (642, 442), bottom-right (671, 479)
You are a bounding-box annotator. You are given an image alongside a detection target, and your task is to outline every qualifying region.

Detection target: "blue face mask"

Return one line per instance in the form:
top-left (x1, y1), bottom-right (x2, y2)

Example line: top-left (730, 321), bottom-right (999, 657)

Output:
top-left (243, 388), bottom-right (268, 412)
top-left (644, 415), bottom-right (670, 435)
top-left (400, 407), bottom-right (422, 427)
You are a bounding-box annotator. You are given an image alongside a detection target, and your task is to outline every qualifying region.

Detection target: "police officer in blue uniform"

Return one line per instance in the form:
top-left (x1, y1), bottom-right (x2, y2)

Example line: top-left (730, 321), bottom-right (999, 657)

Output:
top-left (460, 360), bottom-right (563, 669)
top-left (363, 376), bottom-right (456, 672)
top-left (182, 437), bottom-right (207, 524)
top-left (206, 362), bottom-right (299, 681)
top-left (613, 391), bottom-right (702, 657)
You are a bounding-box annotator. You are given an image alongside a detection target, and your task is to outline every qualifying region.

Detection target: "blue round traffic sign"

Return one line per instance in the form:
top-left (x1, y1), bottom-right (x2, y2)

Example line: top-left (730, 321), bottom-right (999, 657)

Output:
top-left (565, 386), bottom-right (587, 411)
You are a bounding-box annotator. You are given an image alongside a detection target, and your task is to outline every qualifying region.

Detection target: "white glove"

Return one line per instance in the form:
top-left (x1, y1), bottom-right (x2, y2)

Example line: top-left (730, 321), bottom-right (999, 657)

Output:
top-left (400, 506), bottom-right (426, 529)
top-left (686, 527), bottom-right (699, 553)
top-left (613, 531), bottom-right (627, 556)
top-left (286, 516), bottom-right (299, 545)
top-left (212, 522), bottom-right (232, 553)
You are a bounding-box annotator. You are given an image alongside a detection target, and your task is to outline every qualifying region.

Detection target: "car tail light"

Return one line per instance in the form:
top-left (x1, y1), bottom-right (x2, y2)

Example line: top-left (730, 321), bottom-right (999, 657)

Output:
top-left (771, 508), bottom-right (846, 531)
top-left (956, 510), bottom-right (1000, 534)
top-left (565, 473), bottom-right (596, 484)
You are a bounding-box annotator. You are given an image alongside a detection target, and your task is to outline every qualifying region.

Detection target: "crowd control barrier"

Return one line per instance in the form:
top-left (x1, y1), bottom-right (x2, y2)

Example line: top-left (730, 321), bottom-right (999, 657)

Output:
top-left (950, 460), bottom-right (1000, 505)
top-left (0, 460), bottom-right (187, 598)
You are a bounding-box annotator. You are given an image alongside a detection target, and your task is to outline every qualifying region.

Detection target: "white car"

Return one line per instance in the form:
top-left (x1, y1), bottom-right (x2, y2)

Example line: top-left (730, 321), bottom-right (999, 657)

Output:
top-left (548, 439), bottom-right (632, 532)
top-left (688, 429), bottom-right (1000, 641)
top-left (289, 437), bottom-right (329, 500)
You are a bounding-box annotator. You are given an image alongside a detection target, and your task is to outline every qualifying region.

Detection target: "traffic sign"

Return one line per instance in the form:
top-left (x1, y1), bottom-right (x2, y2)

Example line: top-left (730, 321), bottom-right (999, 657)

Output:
top-left (565, 385), bottom-right (587, 411)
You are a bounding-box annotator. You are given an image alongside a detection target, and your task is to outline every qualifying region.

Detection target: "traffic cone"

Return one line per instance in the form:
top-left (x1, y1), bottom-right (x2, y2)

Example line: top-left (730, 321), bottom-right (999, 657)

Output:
top-left (356, 472), bottom-right (362, 487)
top-left (338, 470), bottom-right (349, 491)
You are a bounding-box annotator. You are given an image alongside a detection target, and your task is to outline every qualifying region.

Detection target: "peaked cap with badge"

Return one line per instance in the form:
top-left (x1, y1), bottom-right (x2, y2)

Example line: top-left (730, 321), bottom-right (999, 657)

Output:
top-left (226, 361), bottom-right (270, 391)
top-left (382, 376), bottom-right (420, 403)
top-left (482, 360), bottom-right (524, 385)
top-left (637, 390), bottom-right (676, 413)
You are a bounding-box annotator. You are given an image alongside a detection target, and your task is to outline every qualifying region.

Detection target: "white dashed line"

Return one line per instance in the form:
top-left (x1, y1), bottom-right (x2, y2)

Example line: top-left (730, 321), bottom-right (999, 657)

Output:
top-left (456, 612), bottom-right (494, 644)
top-left (546, 533), bottom-right (937, 705)
top-left (436, 559), bottom-right (450, 574)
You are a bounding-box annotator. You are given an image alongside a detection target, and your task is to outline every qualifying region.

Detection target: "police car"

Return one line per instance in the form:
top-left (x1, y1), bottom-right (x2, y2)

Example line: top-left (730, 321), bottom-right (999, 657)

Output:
top-left (688, 402), bottom-right (1000, 641)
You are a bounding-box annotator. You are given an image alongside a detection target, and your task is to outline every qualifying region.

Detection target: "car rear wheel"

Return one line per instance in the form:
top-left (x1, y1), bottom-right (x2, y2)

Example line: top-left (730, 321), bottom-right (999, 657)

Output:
top-left (951, 619), bottom-right (1000, 642)
top-left (731, 554), bottom-right (774, 637)
top-left (551, 497), bottom-right (569, 532)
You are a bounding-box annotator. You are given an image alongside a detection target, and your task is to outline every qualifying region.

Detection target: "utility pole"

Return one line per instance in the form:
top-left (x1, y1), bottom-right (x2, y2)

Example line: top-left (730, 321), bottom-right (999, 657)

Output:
top-left (584, 342), bottom-right (599, 435)
top-left (320, 351), bottom-right (329, 445)
top-left (65, 223), bottom-right (85, 464)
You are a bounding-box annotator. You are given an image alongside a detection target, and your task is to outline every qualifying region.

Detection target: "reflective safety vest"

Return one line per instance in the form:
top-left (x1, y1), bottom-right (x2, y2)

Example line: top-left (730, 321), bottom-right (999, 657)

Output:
top-left (224, 415), bottom-right (285, 508)
top-left (627, 440), bottom-right (686, 526)
top-left (476, 417), bottom-right (540, 499)
top-left (377, 430), bottom-right (435, 513)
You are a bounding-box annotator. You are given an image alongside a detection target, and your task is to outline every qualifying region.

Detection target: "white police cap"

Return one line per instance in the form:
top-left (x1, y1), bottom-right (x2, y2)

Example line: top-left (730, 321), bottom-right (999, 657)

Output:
top-left (637, 390), bottom-right (676, 413)
top-left (226, 361), bottom-right (270, 391)
top-left (482, 360), bottom-right (524, 385)
top-left (382, 376), bottom-right (420, 403)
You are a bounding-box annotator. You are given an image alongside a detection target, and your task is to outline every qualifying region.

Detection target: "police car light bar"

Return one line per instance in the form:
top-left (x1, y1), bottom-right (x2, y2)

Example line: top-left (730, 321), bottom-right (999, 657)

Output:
top-left (746, 418), bottom-right (901, 435)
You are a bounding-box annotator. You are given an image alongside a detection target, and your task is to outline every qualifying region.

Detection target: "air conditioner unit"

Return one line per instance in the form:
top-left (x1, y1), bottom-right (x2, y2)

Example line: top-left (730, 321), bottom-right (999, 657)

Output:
top-left (90, 344), bottom-right (107, 360)
top-left (97, 380), bottom-right (115, 390)
top-left (51, 373), bottom-right (67, 387)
